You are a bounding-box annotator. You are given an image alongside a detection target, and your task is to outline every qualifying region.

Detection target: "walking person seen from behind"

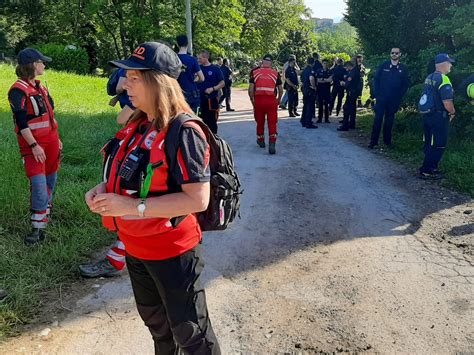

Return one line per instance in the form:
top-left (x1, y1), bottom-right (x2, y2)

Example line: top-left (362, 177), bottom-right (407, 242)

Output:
top-left (85, 42), bottom-right (220, 354)
top-left (7, 48), bottom-right (62, 245)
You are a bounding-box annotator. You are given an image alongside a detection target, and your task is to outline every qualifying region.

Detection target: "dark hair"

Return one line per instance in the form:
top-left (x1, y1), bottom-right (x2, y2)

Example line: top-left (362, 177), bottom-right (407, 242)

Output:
top-left (312, 53), bottom-right (319, 59)
top-left (176, 35), bottom-right (188, 47)
top-left (216, 57), bottom-right (223, 62)
top-left (322, 59), bottom-right (329, 63)
top-left (199, 50), bottom-right (210, 59)
top-left (15, 63), bottom-right (36, 80)
top-left (337, 58), bottom-right (343, 64)
top-left (345, 61), bottom-right (354, 67)
top-left (307, 57), bottom-right (315, 65)
top-left (223, 58), bottom-right (229, 65)
top-left (356, 54), bottom-right (364, 59)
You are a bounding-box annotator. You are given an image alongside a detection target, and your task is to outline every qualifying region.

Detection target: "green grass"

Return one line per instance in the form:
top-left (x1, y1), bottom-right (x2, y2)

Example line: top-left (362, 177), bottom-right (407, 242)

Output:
top-left (0, 64), bottom-right (121, 338)
top-left (356, 109), bottom-right (474, 196)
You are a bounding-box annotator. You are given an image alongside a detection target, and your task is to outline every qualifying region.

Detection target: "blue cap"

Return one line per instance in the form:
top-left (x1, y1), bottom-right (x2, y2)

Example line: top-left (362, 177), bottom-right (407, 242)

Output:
top-left (435, 53), bottom-right (455, 64)
top-left (109, 42), bottom-right (182, 79)
top-left (17, 48), bottom-right (52, 65)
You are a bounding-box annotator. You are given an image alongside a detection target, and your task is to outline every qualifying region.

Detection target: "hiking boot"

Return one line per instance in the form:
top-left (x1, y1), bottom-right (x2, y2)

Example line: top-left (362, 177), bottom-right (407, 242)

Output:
top-left (289, 112), bottom-right (296, 117)
top-left (257, 140), bottom-right (265, 148)
top-left (306, 124), bottom-right (318, 129)
top-left (24, 228), bottom-right (46, 246)
top-left (294, 111), bottom-right (300, 116)
top-left (226, 108), bottom-right (235, 112)
top-left (79, 258), bottom-right (122, 278)
top-left (337, 126), bottom-right (349, 131)
top-left (368, 143), bottom-right (377, 149)
top-left (419, 171), bottom-right (444, 180)
top-left (268, 142), bottom-right (276, 155)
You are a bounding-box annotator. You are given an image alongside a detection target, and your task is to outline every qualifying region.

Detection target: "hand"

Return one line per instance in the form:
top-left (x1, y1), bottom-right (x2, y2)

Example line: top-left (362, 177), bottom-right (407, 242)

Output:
top-left (85, 183), bottom-right (106, 211)
top-left (449, 113), bottom-right (455, 122)
top-left (205, 87), bottom-right (214, 95)
top-left (90, 193), bottom-right (134, 217)
top-left (59, 139), bottom-right (63, 151)
top-left (32, 145), bottom-right (46, 163)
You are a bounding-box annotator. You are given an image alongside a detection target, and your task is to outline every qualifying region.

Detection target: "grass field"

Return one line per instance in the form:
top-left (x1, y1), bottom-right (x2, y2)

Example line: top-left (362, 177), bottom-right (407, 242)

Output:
top-left (0, 64), bottom-right (120, 338)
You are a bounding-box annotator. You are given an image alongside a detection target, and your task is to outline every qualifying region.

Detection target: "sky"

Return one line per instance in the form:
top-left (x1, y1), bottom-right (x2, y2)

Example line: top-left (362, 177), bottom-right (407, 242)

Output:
top-left (304, 0), bottom-right (347, 22)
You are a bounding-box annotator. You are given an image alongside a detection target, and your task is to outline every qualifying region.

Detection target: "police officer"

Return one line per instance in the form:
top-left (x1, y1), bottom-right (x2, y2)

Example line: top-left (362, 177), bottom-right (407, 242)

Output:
top-left (316, 59), bottom-right (333, 123)
top-left (285, 58), bottom-right (299, 117)
top-left (7, 48), bottom-right (61, 245)
top-left (312, 52), bottom-right (323, 72)
top-left (219, 58), bottom-right (235, 111)
top-left (300, 57), bottom-right (318, 129)
top-left (176, 35), bottom-right (204, 113)
top-left (280, 54), bottom-right (299, 109)
top-left (329, 58), bottom-right (346, 116)
top-left (337, 61), bottom-right (360, 131)
top-left (419, 53), bottom-right (456, 180)
top-left (368, 48), bottom-right (410, 148)
top-left (197, 50), bottom-right (225, 133)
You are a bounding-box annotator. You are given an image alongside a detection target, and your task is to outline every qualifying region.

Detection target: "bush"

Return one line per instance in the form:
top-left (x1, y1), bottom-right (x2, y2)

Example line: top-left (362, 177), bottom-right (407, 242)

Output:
top-left (35, 44), bottom-right (89, 75)
top-left (319, 52), bottom-right (351, 64)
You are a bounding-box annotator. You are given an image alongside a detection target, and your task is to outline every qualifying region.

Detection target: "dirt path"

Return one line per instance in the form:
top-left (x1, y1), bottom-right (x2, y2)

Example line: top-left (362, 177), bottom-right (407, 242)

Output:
top-left (2, 89), bottom-right (473, 354)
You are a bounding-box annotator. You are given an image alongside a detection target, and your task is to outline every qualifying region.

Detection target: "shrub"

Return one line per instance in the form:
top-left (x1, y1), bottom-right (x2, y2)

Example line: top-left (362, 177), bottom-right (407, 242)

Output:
top-left (34, 44), bottom-right (89, 75)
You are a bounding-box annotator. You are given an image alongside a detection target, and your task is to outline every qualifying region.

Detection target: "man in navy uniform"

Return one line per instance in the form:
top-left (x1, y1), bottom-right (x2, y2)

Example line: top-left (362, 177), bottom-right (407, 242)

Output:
top-left (419, 53), bottom-right (456, 180)
top-left (337, 61), bottom-right (360, 131)
top-left (300, 57), bottom-right (318, 129)
top-left (329, 58), bottom-right (346, 116)
top-left (285, 57), bottom-right (300, 117)
top-left (316, 59), bottom-right (333, 123)
top-left (369, 48), bottom-right (409, 148)
top-left (197, 50), bottom-right (225, 133)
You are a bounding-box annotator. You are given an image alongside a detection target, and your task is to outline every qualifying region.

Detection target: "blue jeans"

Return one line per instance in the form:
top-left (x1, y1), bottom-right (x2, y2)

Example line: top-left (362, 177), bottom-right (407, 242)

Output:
top-left (301, 91), bottom-right (316, 126)
top-left (421, 111), bottom-right (449, 173)
top-left (370, 98), bottom-right (400, 145)
top-left (30, 173), bottom-right (57, 228)
top-left (280, 91), bottom-right (288, 107)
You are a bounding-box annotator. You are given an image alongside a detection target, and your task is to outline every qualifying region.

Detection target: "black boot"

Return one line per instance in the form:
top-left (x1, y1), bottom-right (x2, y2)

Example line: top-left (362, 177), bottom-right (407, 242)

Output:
top-left (24, 228), bottom-right (46, 246)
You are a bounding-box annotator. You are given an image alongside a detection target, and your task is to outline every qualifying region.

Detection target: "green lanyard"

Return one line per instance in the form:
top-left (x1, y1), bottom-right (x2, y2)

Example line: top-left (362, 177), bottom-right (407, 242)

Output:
top-left (140, 160), bottom-right (164, 198)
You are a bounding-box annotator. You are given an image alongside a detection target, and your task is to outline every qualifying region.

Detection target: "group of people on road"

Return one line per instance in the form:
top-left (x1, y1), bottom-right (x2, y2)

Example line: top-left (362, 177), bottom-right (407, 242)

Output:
top-left (5, 33), bottom-right (473, 354)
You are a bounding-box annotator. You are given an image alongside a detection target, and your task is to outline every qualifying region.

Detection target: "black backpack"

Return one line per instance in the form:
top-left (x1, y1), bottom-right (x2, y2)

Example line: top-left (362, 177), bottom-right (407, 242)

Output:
top-left (165, 114), bottom-right (242, 231)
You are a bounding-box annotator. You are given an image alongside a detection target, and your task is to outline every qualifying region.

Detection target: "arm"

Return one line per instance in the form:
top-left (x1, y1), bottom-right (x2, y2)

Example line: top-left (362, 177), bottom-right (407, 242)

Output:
top-left (401, 67), bottom-right (410, 97)
top-left (309, 76), bottom-right (316, 90)
top-left (248, 83), bottom-right (255, 104)
top-left (373, 64), bottom-right (383, 98)
top-left (194, 70), bottom-right (205, 83)
top-left (276, 84), bottom-right (283, 102)
top-left (286, 77), bottom-right (297, 89)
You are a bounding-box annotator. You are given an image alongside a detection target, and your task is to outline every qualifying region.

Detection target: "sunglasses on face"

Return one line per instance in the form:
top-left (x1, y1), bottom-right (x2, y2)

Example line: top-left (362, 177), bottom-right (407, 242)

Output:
top-left (391, 52), bottom-right (400, 55)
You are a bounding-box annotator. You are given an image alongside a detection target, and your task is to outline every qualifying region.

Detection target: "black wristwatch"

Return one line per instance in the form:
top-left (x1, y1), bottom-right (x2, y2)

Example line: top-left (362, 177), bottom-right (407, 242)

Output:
top-left (30, 142), bottom-right (38, 148)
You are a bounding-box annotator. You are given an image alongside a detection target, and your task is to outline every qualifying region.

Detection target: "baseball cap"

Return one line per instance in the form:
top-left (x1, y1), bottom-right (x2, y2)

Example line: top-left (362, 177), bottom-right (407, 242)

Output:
top-left (435, 53), bottom-right (455, 64)
top-left (109, 42), bottom-right (182, 79)
top-left (262, 54), bottom-right (273, 61)
top-left (17, 48), bottom-right (52, 65)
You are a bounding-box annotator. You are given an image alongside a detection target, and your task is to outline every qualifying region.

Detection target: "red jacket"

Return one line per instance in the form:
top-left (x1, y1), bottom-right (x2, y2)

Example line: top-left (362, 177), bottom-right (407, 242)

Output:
top-left (253, 67), bottom-right (279, 97)
top-left (101, 118), bottom-right (204, 260)
top-left (8, 79), bottom-right (57, 140)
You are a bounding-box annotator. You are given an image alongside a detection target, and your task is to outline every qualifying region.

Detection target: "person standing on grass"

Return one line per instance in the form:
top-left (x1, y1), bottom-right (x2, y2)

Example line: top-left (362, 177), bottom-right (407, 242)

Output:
top-left (368, 48), bottom-right (409, 149)
top-left (86, 42), bottom-right (220, 353)
top-left (197, 50), bottom-right (225, 133)
top-left (7, 48), bottom-right (62, 245)
top-left (419, 53), bottom-right (456, 180)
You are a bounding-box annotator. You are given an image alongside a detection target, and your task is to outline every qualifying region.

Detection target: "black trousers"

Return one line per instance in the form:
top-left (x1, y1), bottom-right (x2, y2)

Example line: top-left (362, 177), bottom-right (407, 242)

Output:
top-left (317, 91), bottom-right (331, 121)
top-left (342, 93), bottom-right (358, 129)
top-left (370, 98), bottom-right (400, 145)
top-left (218, 85), bottom-right (232, 110)
top-left (301, 91), bottom-right (316, 127)
top-left (126, 245), bottom-right (220, 355)
top-left (287, 88), bottom-right (299, 113)
top-left (199, 96), bottom-right (219, 134)
top-left (330, 85), bottom-right (344, 115)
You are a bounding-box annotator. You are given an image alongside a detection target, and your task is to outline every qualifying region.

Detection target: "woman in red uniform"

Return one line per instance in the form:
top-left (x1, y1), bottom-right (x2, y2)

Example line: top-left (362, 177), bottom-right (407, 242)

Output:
top-left (85, 42), bottom-right (220, 354)
top-left (8, 48), bottom-right (61, 245)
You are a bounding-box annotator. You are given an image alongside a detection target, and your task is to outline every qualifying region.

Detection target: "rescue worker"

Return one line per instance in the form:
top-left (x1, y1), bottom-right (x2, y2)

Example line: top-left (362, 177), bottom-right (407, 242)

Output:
top-left (369, 48), bottom-right (410, 149)
top-left (337, 61), bottom-right (360, 131)
top-left (285, 57), bottom-right (299, 117)
top-left (107, 68), bottom-right (136, 125)
top-left (197, 51), bottom-right (225, 133)
top-left (300, 57), bottom-right (318, 129)
top-left (419, 53), bottom-right (456, 180)
top-left (219, 58), bottom-right (235, 111)
top-left (329, 58), bottom-right (346, 116)
top-left (8, 48), bottom-right (61, 245)
top-left (86, 42), bottom-right (220, 353)
top-left (248, 54), bottom-right (283, 154)
top-left (176, 34), bottom-right (204, 113)
top-left (316, 59), bottom-right (333, 123)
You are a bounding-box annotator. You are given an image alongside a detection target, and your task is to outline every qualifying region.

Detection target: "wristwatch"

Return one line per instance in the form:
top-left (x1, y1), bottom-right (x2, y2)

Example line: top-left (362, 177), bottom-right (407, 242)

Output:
top-left (137, 199), bottom-right (146, 217)
top-left (30, 142), bottom-right (38, 148)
